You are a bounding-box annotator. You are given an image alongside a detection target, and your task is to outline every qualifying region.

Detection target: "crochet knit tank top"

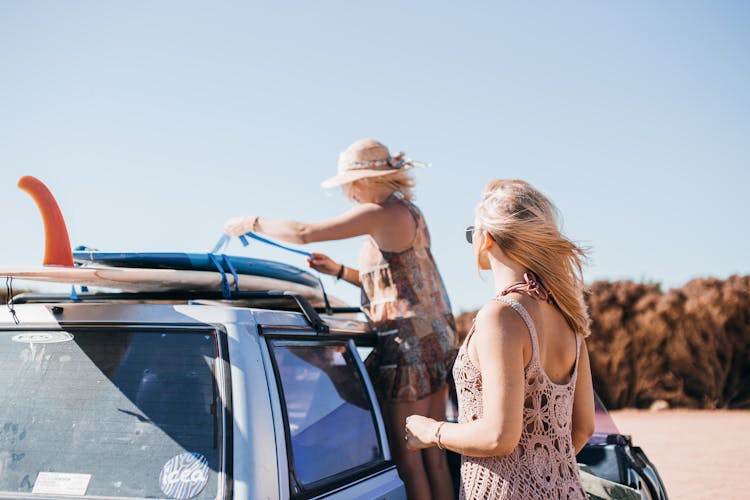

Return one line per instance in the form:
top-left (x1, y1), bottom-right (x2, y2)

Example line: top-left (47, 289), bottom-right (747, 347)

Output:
top-left (454, 294), bottom-right (586, 499)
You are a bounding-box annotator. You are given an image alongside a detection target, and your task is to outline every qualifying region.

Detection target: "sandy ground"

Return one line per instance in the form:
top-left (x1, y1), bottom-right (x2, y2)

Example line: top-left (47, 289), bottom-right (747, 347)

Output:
top-left (609, 410), bottom-right (750, 500)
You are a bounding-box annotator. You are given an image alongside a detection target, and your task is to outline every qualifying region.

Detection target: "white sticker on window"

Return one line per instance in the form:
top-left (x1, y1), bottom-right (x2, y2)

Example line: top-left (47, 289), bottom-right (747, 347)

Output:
top-left (32, 472), bottom-right (91, 496)
top-left (12, 332), bottom-right (73, 344)
top-left (159, 452), bottom-right (210, 499)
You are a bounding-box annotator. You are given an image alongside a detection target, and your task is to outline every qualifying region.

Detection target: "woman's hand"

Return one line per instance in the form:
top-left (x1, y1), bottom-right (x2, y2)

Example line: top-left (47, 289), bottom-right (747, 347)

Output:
top-left (306, 252), bottom-right (341, 276)
top-left (405, 415), bottom-right (439, 450)
top-left (224, 215), bottom-right (258, 237)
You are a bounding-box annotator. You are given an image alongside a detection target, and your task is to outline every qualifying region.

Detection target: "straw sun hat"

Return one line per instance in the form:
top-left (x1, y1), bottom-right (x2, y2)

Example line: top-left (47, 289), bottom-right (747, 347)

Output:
top-left (321, 138), bottom-right (428, 189)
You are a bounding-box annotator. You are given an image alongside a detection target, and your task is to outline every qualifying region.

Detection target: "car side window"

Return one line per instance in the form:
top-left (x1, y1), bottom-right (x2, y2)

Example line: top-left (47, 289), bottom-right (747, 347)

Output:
top-left (269, 340), bottom-right (382, 490)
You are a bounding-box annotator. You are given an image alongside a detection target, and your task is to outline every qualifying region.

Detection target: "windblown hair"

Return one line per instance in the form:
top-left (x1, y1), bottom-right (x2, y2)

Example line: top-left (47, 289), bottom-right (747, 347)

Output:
top-left (475, 179), bottom-right (591, 337)
top-left (342, 170), bottom-right (416, 202)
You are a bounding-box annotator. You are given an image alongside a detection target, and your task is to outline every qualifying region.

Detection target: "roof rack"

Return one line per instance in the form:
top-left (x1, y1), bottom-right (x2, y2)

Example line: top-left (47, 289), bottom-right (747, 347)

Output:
top-left (10, 290), bottom-right (358, 333)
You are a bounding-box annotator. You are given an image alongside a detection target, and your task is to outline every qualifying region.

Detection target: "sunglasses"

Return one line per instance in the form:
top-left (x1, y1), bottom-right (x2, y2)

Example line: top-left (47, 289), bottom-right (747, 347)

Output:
top-left (465, 225), bottom-right (476, 244)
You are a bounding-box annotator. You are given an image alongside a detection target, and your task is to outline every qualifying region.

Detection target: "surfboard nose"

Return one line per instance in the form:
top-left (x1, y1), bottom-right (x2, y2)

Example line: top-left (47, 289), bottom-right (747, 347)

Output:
top-left (18, 175), bottom-right (74, 267)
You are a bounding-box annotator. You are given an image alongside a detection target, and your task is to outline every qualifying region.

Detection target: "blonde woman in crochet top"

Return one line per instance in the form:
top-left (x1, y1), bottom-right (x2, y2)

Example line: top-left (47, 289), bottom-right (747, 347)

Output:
top-left (405, 179), bottom-right (595, 499)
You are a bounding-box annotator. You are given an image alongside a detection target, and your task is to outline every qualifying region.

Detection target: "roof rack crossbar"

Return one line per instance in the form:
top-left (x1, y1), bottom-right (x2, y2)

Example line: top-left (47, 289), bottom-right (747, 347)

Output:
top-left (11, 290), bottom-right (331, 333)
top-left (314, 306), bottom-right (363, 314)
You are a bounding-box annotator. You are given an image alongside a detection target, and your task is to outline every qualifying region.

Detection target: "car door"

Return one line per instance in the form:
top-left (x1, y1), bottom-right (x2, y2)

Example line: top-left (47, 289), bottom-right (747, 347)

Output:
top-left (261, 327), bottom-right (405, 500)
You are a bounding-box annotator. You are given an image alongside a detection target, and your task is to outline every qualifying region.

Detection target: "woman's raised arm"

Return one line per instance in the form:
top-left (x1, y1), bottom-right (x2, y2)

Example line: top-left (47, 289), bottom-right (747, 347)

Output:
top-left (224, 202), bottom-right (387, 244)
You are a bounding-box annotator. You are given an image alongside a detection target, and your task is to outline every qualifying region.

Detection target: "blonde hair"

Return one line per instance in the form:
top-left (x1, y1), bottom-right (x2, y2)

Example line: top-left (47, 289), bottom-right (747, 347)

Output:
top-left (475, 179), bottom-right (591, 337)
top-left (342, 170), bottom-right (416, 202)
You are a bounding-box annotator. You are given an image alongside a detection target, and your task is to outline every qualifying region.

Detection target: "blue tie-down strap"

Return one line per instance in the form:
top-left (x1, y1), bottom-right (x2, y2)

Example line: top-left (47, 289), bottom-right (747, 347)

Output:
top-left (210, 232), bottom-right (331, 313)
top-left (207, 253), bottom-right (232, 299)
top-left (211, 232), bottom-right (312, 258)
top-left (221, 254), bottom-right (240, 292)
top-left (211, 235), bottom-right (231, 255)
top-left (239, 232), bottom-right (313, 257)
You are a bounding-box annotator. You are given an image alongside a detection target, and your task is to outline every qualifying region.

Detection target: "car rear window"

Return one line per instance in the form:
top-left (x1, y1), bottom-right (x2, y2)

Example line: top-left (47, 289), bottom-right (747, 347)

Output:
top-left (0, 328), bottom-right (228, 499)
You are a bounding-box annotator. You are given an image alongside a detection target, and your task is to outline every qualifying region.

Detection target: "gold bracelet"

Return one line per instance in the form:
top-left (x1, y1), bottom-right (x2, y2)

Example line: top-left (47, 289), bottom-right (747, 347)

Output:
top-left (435, 422), bottom-right (446, 450)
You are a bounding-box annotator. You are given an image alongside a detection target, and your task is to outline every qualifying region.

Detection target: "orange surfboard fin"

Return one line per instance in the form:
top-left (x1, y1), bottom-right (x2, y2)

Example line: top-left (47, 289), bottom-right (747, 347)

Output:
top-left (17, 176), bottom-right (74, 267)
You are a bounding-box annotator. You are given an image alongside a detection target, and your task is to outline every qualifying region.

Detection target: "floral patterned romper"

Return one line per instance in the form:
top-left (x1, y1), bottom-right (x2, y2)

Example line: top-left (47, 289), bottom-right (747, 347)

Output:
top-left (360, 194), bottom-right (459, 402)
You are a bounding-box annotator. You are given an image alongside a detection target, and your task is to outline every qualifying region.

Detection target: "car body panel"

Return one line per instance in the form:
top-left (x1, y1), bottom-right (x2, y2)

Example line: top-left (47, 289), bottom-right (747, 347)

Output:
top-left (0, 302), bottom-right (405, 500)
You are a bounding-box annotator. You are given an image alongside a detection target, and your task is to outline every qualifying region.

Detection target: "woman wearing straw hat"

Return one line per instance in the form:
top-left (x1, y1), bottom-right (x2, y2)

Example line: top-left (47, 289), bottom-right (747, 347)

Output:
top-left (225, 138), bottom-right (459, 500)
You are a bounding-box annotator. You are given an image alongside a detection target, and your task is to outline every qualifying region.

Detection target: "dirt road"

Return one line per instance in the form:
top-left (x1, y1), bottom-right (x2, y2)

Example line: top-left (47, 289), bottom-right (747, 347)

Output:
top-left (610, 409), bottom-right (750, 500)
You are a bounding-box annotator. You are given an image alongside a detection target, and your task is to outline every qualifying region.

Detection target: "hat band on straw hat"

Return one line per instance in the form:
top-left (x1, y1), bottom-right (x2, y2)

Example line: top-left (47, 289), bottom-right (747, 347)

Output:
top-left (342, 152), bottom-right (431, 172)
top-left (321, 149), bottom-right (430, 188)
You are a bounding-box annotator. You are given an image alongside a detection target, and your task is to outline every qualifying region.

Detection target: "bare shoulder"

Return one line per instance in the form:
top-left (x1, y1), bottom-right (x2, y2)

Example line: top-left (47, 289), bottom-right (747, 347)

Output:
top-left (473, 299), bottom-right (529, 348)
top-left (335, 202), bottom-right (391, 228)
top-left (345, 202), bottom-right (386, 216)
top-left (346, 201), bottom-right (409, 221)
top-left (367, 200), bottom-right (417, 249)
top-left (381, 198), bottom-right (415, 220)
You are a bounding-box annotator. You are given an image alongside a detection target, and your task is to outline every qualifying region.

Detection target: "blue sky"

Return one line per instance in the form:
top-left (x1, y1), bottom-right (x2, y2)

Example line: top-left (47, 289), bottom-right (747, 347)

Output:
top-left (1, 1), bottom-right (748, 311)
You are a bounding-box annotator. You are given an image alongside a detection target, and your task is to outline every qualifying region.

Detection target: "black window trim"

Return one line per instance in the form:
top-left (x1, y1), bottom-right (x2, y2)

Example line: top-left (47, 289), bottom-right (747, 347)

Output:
top-left (0, 323), bottom-right (234, 500)
top-left (306, 463), bottom-right (400, 500)
top-left (258, 325), bottom-right (377, 347)
top-left (265, 337), bottom-right (392, 499)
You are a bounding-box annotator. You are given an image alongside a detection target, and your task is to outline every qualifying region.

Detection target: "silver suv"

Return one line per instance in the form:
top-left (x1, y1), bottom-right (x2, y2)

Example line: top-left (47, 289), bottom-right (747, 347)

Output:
top-left (0, 290), bottom-right (405, 500)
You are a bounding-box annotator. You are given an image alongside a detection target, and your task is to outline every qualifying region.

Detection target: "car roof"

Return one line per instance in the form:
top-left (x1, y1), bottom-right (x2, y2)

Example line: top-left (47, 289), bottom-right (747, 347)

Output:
top-left (1, 291), bottom-right (373, 337)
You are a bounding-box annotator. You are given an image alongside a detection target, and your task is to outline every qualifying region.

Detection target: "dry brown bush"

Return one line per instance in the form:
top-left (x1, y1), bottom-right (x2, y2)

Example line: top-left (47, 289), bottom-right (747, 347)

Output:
top-left (454, 275), bottom-right (750, 409)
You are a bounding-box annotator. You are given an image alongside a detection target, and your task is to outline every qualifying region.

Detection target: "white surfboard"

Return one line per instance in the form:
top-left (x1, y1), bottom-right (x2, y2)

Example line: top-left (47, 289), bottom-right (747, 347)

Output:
top-left (0, 266), bottom-right (327, 303)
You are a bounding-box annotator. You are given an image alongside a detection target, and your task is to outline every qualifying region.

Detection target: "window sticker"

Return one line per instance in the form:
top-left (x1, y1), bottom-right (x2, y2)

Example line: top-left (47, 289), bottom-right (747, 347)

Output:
top-left (159, 452), bottom-right (210, 499)
top-left (12, 332), bottom-right (73, 344)
top-left (32, 472), bottom-right (91, 496)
